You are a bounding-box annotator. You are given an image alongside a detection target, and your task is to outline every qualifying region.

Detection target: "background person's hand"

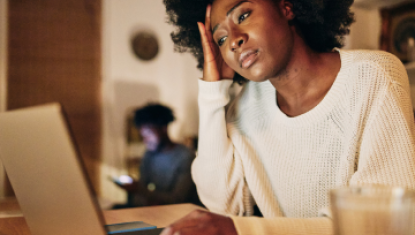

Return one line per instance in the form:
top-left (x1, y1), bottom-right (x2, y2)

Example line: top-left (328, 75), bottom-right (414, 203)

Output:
top-left (160, 210), bottom-right (238, 235)
top-left (198, 5), bottom-right (234, 82)
top-left (114, 180), bottom-right (147, 193)
top-left (113, 181), bottom-right (137, 192)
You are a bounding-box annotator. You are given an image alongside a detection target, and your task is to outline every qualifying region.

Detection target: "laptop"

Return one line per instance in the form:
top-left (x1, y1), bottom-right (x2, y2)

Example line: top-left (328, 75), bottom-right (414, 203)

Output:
top-left (0, 103), bottom-right (163, 235)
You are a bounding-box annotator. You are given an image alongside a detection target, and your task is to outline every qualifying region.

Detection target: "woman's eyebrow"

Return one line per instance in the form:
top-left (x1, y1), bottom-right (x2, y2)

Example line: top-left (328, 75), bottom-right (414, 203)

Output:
top-left (212, 0), bottom-right (250, 35)
top-left (226, 0), bottom-right (249, 16)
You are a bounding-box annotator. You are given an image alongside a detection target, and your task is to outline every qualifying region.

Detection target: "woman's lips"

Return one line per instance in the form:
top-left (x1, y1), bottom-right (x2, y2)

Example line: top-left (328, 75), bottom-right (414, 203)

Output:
top-left (239, 50), bottom-right (258, 69)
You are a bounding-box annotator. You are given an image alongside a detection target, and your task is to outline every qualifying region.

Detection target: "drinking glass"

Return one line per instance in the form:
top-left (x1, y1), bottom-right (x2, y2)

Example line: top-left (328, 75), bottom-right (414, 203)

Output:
top-left (330, 186), bottom-right (415, 235)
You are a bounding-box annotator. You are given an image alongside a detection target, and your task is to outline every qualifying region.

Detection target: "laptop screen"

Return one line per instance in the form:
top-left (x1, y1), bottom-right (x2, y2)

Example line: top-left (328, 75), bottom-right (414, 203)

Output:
top-left (0, 103), bottom-right (107, 235)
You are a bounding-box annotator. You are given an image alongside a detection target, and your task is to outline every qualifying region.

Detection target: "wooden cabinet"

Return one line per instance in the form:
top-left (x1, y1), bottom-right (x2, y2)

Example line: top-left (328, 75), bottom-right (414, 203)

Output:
top-left (6, 0), bottom-right (102, 195)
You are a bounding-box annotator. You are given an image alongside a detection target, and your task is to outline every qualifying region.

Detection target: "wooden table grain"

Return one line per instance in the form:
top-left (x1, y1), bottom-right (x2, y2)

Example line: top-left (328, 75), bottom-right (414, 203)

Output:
top-left (103, 203), bottom-right (203, 227)
top-left (0, 202), bottom-right (203, 235)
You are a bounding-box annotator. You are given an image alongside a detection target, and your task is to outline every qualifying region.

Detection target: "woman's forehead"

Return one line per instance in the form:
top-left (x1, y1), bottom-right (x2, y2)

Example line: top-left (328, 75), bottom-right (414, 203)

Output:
top-left (211, 0), bottom-right (273, 9)
top-left (210, 0), bottom-right (275, 28)
top-left (211, 0), bottom-right (252, 23)
top-left (211, 0), bottom-right (274, 18)
top-left (212, 0), bottom-right (251, 11)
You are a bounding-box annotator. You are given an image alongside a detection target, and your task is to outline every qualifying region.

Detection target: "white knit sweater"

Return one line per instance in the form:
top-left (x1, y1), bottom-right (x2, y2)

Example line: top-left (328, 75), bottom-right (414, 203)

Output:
top-left (192, 50), bottom-right (415, 235)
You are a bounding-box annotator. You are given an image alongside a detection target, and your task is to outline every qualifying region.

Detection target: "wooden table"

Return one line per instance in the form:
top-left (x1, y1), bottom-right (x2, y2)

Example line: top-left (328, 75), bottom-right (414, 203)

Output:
top-left (0, 203), bottom-right (203, 235)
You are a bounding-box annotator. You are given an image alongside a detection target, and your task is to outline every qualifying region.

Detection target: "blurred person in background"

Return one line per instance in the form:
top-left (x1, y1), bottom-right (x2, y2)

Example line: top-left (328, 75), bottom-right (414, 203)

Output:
top-left (113, 103), bottom-right (200, 208)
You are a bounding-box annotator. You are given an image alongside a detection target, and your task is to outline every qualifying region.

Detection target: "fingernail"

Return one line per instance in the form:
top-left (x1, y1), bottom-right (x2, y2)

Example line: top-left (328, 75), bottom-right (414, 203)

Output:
top-left (197, 22), bottom-right (203, 31)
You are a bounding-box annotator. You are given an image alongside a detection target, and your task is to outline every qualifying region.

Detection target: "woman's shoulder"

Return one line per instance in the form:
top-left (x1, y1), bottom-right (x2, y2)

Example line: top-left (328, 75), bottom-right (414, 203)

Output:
top-left (339, 49), bottom-right (401, 63)
top-left (339, 49), bottom-right (408, 85)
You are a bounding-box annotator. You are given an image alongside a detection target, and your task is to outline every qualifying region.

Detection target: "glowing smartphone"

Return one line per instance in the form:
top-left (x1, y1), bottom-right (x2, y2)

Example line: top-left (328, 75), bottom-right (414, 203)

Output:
top-left (111, 175), bottom-right (133, 185)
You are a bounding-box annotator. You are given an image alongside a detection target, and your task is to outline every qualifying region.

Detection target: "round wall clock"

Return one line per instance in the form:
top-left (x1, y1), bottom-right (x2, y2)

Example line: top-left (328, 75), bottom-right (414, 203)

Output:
top-left (131, 31), bottom-right (159, 61)
top-left (393, 17), bottom-right (415, 59)
top-left (381, 3), bottom-right (415, 63)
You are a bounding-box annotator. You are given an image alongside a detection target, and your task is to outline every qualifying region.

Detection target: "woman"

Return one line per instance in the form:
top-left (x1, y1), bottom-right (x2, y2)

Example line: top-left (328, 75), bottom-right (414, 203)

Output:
top-left (160, 0), bottom-right (415, 234)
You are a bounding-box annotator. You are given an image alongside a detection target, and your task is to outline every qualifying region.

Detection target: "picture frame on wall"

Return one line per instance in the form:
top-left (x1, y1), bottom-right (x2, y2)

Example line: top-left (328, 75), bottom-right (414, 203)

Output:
top-left (381, 2), bottom-right (415, 63)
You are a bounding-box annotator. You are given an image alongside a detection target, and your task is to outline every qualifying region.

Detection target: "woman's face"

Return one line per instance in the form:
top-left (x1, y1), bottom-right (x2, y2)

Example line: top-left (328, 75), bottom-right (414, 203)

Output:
top-left (210, 0), bottom-right (295, 82)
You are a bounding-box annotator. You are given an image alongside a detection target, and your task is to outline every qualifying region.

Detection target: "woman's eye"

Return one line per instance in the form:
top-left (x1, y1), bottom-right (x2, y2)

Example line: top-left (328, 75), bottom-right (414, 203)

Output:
top-left (218, 37), bottom-right (227, 46)
top-left (238, 12), bottom-right (250, 23)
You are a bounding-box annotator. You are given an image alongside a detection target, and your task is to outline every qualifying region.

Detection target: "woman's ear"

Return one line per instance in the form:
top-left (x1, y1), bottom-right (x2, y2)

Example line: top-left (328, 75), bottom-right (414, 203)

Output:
top-left (280, 0), bottom-right (295, 20)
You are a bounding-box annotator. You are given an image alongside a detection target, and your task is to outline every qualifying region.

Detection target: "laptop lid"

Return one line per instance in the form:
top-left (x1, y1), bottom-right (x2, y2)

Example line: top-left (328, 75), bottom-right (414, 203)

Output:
top-left (0, 103), bottom-right (107, 235)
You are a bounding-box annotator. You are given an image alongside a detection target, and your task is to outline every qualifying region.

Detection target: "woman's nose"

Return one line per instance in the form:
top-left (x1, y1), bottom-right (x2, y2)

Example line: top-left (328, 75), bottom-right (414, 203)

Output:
top-left (230, 30), bottom-right (247, 52)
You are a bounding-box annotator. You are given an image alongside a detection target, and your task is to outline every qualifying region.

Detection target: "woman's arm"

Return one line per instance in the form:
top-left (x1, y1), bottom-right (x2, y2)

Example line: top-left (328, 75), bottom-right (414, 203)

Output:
top-left (191, 4), bottom-right (251, 216)
top-left (159, 209), bottom-right (333, 235)
top-left (350, 81), bottom-right (415, 188)
top-left (192, 79), bottom-right (251, 215)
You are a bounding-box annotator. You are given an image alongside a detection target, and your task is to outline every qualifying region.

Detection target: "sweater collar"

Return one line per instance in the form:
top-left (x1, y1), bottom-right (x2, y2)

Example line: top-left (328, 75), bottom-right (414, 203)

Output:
top-left (266, 48), bottom-right (351, 127)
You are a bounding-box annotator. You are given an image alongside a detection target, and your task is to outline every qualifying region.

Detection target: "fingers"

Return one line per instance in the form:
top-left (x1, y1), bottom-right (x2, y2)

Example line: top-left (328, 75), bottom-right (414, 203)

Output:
top-left (205, 4), bottom-right (211, 23)
top-left (198, 22), bottom-right (220, 82)
top-left (199, 4), bottom-right (217, 64)
top-left (161, 226), bottom-right (199, 235)
top-left (160, 210), bottom-right (238, 235)
top-left (198, 4), bottom-right (233, 82)
top-left (160, 210), bottom-right (206, 235)
top-left (204, 4), bottom-right (213, 43)
top-left (197, 22), bottom-right (214, 64)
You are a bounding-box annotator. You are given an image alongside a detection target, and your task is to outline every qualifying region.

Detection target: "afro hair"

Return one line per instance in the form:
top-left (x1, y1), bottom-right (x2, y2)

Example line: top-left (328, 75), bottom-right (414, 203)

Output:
top-left (134, 103), bottom-right (175, 128)
top-left (164, 0), bottom-right (355, 84)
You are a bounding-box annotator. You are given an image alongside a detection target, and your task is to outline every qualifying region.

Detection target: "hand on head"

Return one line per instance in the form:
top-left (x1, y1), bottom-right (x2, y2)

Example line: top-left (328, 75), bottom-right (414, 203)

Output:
top-left (160, 210), bottom-right (238, 235)
top-left (198, 5), bottom-right (235, 82)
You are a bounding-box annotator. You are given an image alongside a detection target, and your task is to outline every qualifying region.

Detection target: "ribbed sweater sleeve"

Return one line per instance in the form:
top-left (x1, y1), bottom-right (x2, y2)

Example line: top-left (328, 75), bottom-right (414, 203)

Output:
top-left (231, 216), bottom-right (333, 235)
top-left (350, 82), bottom-right (415, 187)
top-left (192, 79), bottom-right (252, 216)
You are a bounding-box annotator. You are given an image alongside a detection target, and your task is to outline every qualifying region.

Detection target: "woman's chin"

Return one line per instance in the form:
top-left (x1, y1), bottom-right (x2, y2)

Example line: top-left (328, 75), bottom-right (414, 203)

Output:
top-left (243, 73), bottom-right (269, 83)
top-left (239, 67), bottom-right (273, 82)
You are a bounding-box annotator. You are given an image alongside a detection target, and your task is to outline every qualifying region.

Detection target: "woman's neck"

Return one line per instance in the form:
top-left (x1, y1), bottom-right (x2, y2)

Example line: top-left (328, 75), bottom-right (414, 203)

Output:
top-left (268, 44), bottom-right (341, 117)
